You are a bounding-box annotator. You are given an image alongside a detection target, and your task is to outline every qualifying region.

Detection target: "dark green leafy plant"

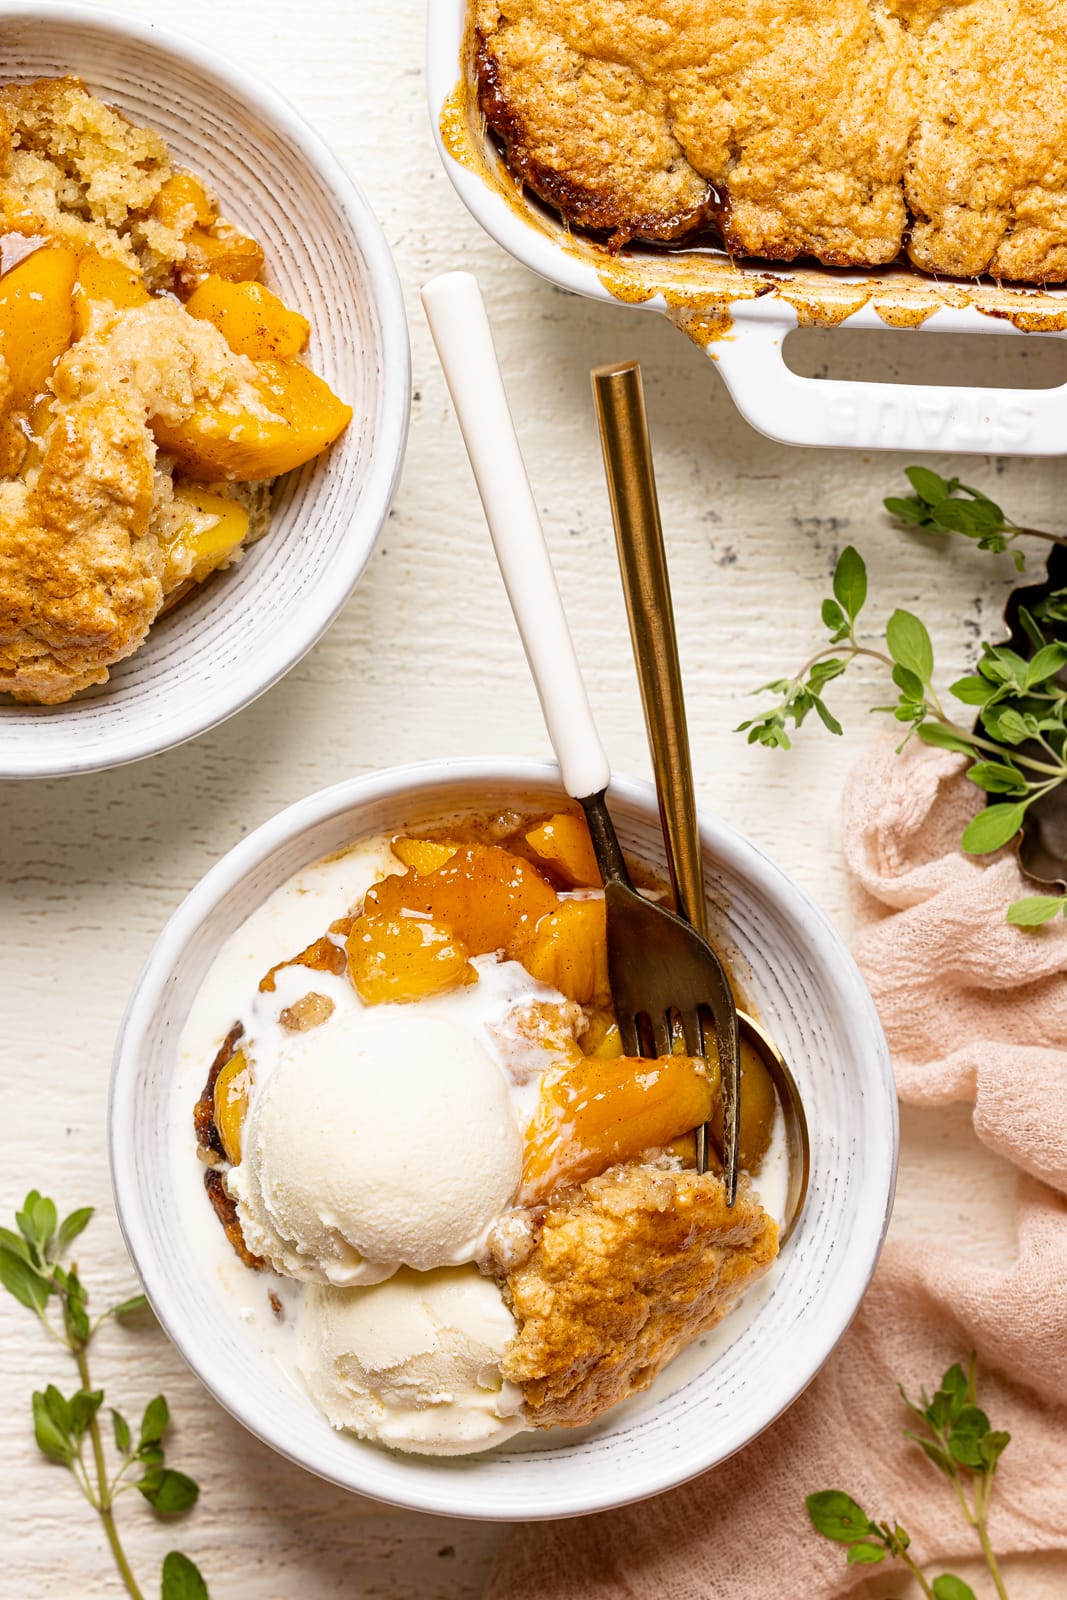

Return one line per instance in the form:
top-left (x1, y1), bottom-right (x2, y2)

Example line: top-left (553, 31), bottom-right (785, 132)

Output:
top-left (0, 1191), bottom-right (210, 1599)
top-left (807, 1359), bottom-right (1011, 1600)
top-left (885, 467), bottom-right (1066, 570)
top-left (737, 540), bottom-right (1067, 922)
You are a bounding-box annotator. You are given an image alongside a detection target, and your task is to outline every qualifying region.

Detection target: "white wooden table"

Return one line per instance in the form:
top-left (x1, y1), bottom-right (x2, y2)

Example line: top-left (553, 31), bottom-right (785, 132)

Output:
top-left (2, 3), bottom-right (1064, 1594)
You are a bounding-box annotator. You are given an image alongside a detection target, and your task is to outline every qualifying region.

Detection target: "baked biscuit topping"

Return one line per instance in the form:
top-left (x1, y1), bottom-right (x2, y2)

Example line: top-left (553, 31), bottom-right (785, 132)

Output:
top-left (0, 77), bottom-right (351, 703)
top-left (495, 1163), bottom-right (778, 1428)
top-left (474, 0), bottom-right (1067, 283)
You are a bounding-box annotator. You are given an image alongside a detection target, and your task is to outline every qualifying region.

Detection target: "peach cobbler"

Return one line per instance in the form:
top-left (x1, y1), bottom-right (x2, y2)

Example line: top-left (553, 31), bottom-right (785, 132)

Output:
top-left (0, 77), bottom-right (351, 703)
top-left (191, 807), bottom-right (781, 1455)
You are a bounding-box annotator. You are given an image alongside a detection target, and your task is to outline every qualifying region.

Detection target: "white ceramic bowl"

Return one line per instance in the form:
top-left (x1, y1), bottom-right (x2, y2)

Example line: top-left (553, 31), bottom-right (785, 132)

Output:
top-left (0, 4), bottom-right (409, 778)
top-left (111, 759), bottom-right (897, 1520)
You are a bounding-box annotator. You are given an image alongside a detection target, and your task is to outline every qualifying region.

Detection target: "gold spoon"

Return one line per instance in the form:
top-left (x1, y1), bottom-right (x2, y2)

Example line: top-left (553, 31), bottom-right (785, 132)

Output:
top-left (592, 360), bottom-right (810, 1242)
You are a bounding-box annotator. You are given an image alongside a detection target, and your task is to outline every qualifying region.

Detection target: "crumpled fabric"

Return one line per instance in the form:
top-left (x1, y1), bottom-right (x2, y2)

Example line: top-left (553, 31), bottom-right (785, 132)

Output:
top-left (485, 739), bottom-right (1067, 1599)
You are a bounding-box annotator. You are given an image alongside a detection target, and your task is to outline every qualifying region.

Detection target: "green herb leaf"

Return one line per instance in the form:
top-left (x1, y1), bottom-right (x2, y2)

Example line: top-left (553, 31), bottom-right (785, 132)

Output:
top-left (0, 1225), bottom-right (35, 1265)
top-left (916, 724), bottom-right (976, 757)
top-left (832, 546), bottom-right (868, 622)
top-left (43, 1385), bottom-right (73, 1436)
top-left (932, 1576), bottom-right (978, 1600)
top-left (886, 610), bottom-right (934, 685)
top-left (906, 1433), bottom-right (954, 1475)
top-left (69, 1389), bottom-right (104, 1440)
top-left (111, 1293), bottom-right (149, 1319)
top-left (925, 1367), bottom-right (969, 1430)
top-left (947, 1405), bottom-right (992, 1468)
top-left (884, 494), bottom-right (930, 526)
top-left (29, 1195), bottom-right (58, 1257)
top-left (64, 1269), bottom-right (90, 1348)
top-left (139, 1468), bottom-right (199, 1514)
top-left (980, 1430), bottom-right (1011, 1470)
top-left (905, 466), bottom-right (952, 505)
top-left (56, 1207), bottom-right (94, 1256)
top-left (806, 1490), bottom-right (873, 1544)
top-left (950, 674), bottom-right (997, 707)
top-left (966, 761), bottom-right (1028, 795)
top-left (1007, 896), bottom-right (1067, 926)
top-left (140, 1395), bottom-right (170, 1447)
top-left (892, 663), bottom-right (926, 703)
top-left (32, 1390), bottom-right (73, 1464)
top-left (846, 1542), bottom-right (887, 1566)
top-left (1025, 643), bottom-right (1067, 687)
top-left (960, 802), bottom-right (1027, 855)
top-left (112, 1409), bottom-right (132, 1456)
top-left (0, 1245), bottom-right (50, 1312)
top-left (822, 598), bottom-right (845, 632)
top-left (161, 1551), bottom-right (209, 1600)
top-left (813, 696), bottom-right (844, 736)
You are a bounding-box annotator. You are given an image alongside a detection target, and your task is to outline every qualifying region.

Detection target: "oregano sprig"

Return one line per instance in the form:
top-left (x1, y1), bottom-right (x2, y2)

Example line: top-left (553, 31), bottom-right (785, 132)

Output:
top-left (0, 1191), bottom-right (210, 1599)
top-left (886, 467), bottom-right (1066, 570)
top-left (807, 1359), bottom-right (1011, 1599)
top-left (738, 543), bottom-right (1067, 920)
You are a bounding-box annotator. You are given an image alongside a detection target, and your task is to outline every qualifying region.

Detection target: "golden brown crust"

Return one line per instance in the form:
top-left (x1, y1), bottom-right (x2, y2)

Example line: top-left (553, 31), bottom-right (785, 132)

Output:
top-left (495, 1163), bottom-right (778, 1428)
top-left (476, 23), bottom-right (716, 250)
top-left (473, 0), bottom-right (1067, 283)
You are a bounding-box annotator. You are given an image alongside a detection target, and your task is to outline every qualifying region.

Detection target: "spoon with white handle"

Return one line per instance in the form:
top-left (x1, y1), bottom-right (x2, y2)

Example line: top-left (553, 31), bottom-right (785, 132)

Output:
top-left (421, 270), bottom-right (741, 1197)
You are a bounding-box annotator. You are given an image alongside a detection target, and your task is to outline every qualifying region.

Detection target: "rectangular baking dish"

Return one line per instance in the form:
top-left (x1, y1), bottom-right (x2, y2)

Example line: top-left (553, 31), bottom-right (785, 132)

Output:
top-left (428, 3), bottom-right (1067, 456)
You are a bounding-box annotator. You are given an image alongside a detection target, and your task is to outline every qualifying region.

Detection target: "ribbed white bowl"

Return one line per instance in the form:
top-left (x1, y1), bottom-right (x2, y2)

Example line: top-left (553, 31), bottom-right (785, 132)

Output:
top-left (111, 760), bottom-right (897, 1520)
top-left (0, 4), bottom-right (409, 777)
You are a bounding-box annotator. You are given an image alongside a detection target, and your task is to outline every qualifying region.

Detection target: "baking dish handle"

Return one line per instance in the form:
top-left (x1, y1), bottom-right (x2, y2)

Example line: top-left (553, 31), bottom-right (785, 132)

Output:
top-left (712, 319), bottom-right (1067, 455)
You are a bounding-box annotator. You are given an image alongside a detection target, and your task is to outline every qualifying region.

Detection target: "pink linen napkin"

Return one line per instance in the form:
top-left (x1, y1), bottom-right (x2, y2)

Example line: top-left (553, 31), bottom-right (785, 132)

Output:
top-left (485, 739), bottom-right (1067, 1599)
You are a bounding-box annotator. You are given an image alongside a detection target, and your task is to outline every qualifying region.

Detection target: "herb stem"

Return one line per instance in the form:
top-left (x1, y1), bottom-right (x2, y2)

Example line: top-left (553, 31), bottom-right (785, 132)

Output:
top-left (1012, 526), bottom-right (1067, 547)
top-left (75, 1345), bottom-right (145, 1600)
top-left (900, 1550), bottom-right (938, 1599)
top-left (974, 1478), bottom-right (1011, 1600)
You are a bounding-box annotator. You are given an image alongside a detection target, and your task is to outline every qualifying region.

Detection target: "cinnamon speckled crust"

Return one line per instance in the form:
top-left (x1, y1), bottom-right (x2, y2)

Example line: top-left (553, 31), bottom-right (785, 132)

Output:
top-left (473, 0), bottom-right (1067, 282)
top-left (494, 1163), bottom-right (778, 1429)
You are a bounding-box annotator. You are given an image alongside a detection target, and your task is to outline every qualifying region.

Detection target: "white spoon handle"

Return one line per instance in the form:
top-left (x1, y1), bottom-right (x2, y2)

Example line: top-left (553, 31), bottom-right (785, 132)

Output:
top-left (421, 270), bottom-right (611, 800)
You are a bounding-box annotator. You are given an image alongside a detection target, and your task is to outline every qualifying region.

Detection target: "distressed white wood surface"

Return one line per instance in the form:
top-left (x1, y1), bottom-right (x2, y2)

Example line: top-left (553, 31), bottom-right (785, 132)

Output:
top-left (2, 1), bottom-right (1065, 1594)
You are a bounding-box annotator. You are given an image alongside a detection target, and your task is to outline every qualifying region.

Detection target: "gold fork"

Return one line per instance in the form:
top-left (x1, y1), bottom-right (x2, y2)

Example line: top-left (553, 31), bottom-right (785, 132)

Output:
top-left (592, 359), bottom-right (810, 1238)
top-left (422, 270), bottom-right (743, 1199)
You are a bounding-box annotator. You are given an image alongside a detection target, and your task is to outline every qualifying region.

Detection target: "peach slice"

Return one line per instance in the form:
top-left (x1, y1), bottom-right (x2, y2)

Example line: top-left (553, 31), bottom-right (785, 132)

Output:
top-left (390, 837), bottom-right (459, 876)
top-left (72, 250), bottom-right (149, 337)
top-left (164, 486), bottom-right (250, 587)
top-left (345, 913), bottom-right (475, 1004)
top-left (365, 844), bottom-right (559, 961)
top-left (525, 896), bottom-right (609, 1006)
top-left (0, 245), bottom-right (77, 405)
top-left (521, 1052), bottom-right (716, 1202)
top-left (214, 1048), bottom-right (251, 1166)
top-left (151, 356), bottom-right (352, 481)
top-left (185, 276), bottom-right (310, 361)
top-left (525, 813), bottom-right (601, 888)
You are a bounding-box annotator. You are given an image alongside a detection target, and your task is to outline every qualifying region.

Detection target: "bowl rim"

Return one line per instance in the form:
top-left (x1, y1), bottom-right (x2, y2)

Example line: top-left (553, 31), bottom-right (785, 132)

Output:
top-left (0, 1), bottom-right (410, 778)
top-left (110, 757), bottom-right (898, 1520)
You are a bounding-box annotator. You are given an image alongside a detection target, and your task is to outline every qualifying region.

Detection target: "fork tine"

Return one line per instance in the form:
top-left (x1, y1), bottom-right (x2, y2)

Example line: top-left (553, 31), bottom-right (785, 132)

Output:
top-left (650, 1011), bottom-right (674, 1058)
top-left (679, 1008), bottom-right (703, 1058)
top-left (680, 1009), bottom-right (711, 1175)
top-left (617, 1011), bottom-right (642, 1057)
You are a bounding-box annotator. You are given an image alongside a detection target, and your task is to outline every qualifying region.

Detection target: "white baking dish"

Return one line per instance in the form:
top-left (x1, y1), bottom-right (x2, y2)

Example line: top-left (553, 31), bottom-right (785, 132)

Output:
top-left (428, 3), bottom-right (1067, 455)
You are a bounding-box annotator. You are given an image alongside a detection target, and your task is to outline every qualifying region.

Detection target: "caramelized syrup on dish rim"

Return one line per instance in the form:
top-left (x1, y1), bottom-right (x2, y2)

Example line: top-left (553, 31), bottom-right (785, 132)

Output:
top-left (440, 78), bottom-right (1067, 345)
top-left (173, 830), bottom-right (792, 1458)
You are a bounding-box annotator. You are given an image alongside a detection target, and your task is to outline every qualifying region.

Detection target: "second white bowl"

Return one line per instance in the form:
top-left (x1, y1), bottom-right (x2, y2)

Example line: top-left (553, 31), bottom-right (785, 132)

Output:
top-left (0, 3), bottom-right (409, 777)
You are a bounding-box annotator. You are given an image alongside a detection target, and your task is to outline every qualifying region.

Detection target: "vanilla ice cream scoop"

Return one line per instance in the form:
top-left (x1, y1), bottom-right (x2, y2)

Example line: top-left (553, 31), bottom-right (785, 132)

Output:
top-left (229, 1008), bottom-right (523, 1285)
top-left (299, 1265), bottom-right (527, 1455)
